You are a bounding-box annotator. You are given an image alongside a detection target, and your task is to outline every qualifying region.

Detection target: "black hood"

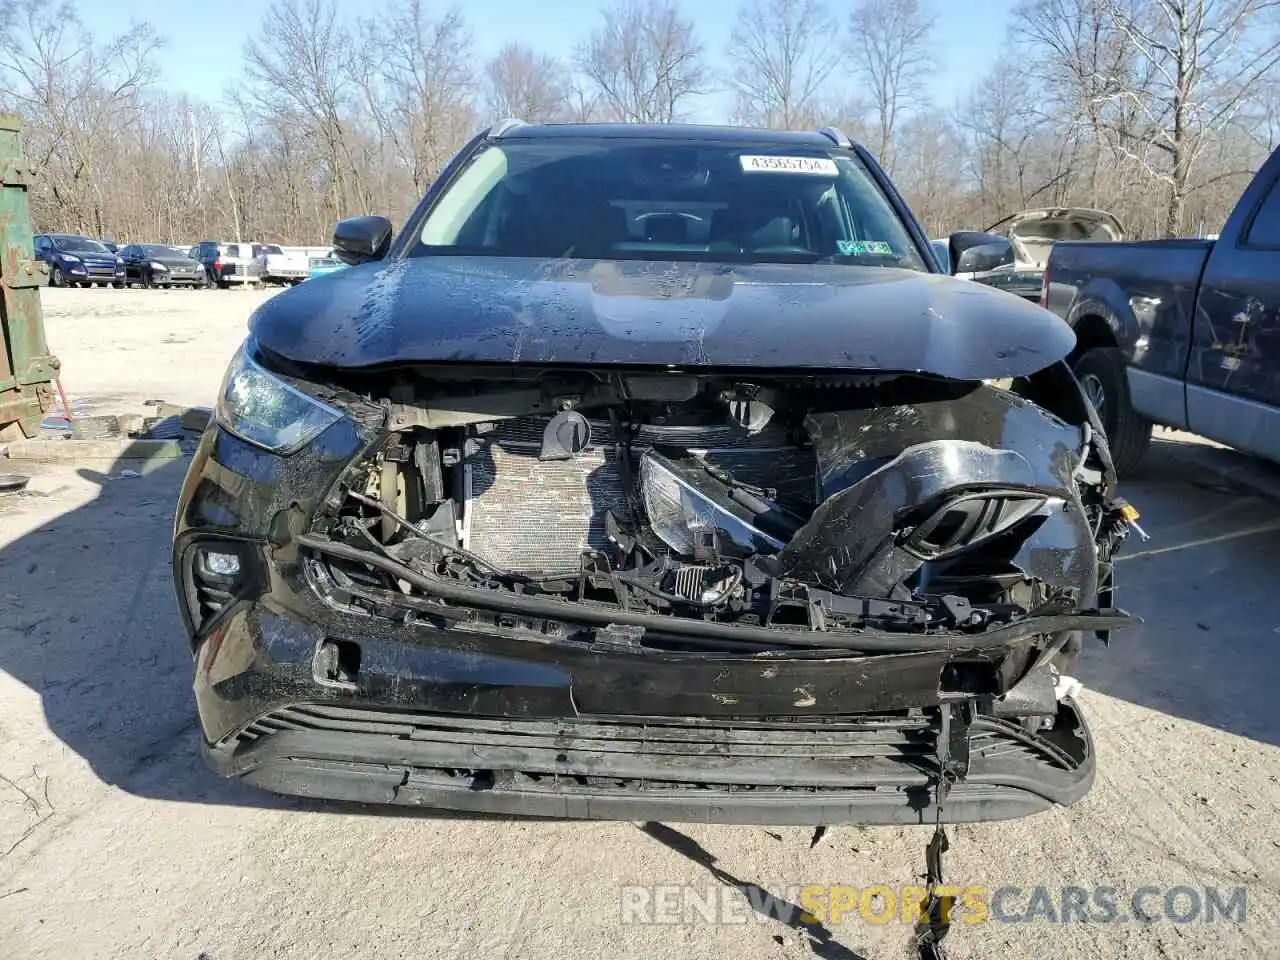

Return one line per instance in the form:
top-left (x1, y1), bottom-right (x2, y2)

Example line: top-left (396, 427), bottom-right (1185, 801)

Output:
top-left (249, 256), bottom-right (1074, 379)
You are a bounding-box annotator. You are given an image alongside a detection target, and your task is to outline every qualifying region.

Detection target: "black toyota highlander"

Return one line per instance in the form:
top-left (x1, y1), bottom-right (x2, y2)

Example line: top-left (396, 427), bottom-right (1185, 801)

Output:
top-left (172, 122), bottom-right (1139, 824)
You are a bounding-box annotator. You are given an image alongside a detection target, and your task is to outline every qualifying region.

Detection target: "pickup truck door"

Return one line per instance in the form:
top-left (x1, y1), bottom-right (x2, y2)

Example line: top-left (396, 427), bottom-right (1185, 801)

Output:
top-left (1186, 151), bottom-right (1280, 456)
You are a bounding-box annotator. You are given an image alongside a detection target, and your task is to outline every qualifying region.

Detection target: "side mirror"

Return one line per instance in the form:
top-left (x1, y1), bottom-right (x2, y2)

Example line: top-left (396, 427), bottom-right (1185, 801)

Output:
top-left (956, 241), bottom-right (1015, 274)
top-left (948, 230), bottom-right (1014, 275)
top-left (333, 215), bottom-right (393, 265)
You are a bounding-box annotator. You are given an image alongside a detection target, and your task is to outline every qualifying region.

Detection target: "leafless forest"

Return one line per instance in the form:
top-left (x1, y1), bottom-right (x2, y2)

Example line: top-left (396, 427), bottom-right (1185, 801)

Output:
top-left (2, 0), bottom-right (1277, 244)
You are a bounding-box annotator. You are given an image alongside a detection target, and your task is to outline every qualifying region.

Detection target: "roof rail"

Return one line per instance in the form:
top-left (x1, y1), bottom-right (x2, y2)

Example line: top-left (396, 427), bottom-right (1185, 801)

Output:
top-left (817, 126), bottom-right (852, 148)
top-left (491, 118), bottom-right (527, 138)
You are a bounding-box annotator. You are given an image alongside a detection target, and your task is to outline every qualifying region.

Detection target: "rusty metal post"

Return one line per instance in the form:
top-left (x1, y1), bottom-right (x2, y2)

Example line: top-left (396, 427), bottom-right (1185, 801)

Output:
top-left (0, 112), bottom-right (60, 440)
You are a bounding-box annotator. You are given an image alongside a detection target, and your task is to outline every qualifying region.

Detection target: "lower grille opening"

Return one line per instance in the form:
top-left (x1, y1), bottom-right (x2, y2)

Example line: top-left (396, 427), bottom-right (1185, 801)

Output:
top-left (229, 703), bottom-right (1088, 794)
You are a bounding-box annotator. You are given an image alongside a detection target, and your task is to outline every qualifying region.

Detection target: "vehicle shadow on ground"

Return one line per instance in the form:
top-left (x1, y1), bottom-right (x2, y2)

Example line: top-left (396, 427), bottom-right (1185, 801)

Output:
top-left (0, 432), bottom-right (1277, 821)
top-left (0, 454), bottom-right (513, 815)
top-left (639, 822), bottom-right (870, 960)
top-left (0, 456), bottom-right (278, 810)
top-left (1076, 436), bottom-right (1280, 747)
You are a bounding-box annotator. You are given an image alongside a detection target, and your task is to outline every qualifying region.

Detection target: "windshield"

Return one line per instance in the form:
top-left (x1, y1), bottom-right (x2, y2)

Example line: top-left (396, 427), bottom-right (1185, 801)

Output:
top-left (54, 236), bottom-right (109, 254)
top-left (411, 139), bottom-right (928, 270)
top-left (142, 244), bottom-right (188, 258)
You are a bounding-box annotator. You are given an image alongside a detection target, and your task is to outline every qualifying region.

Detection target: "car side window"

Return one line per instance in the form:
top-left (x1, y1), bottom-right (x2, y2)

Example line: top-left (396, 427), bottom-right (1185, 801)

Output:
top-left (1243, 175), bottom-right (1280, 248)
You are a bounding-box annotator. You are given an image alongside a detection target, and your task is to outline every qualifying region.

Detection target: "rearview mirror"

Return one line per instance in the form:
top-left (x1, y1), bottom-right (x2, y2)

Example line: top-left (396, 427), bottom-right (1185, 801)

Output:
top-left (947, 231), bottom-right (1014, 276)
top-left (333, 215), bottom-right (394, 265)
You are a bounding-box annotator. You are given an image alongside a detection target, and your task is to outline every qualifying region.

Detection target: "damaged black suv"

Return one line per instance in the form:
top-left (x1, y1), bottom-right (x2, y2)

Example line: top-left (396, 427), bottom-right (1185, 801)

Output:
top-left (173, 122), bottom-right (1138, 824)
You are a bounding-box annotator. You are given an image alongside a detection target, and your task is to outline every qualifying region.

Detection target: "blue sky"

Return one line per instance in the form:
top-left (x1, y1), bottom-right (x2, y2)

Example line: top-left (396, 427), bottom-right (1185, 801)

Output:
top-left (70, 0), bottom-right (1018, 118)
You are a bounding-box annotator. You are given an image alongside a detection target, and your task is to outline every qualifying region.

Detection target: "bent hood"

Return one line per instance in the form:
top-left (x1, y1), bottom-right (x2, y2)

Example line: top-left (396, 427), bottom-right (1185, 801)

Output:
top-left (249, 256), bottom-right (1074, 380)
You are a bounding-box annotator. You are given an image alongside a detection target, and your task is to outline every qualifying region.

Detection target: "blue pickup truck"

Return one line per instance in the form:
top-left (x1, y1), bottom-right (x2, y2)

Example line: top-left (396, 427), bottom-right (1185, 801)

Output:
top-left (1044, 145), bottom-right (1280, 473)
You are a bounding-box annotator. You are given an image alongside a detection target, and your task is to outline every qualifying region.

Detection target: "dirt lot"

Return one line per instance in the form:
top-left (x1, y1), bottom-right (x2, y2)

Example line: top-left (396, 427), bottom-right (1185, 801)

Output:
top-left (36, 284), bottom-right (275, 412)
top-left (1, 287), bottom-right (1278, 959)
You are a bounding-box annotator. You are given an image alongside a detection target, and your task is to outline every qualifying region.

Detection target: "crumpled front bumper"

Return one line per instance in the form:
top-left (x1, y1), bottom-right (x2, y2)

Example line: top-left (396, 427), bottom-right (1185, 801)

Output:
top-left (196, 599), bottom-right (1096, 825)
top-left (206, 702), bottom-right (1095, 825)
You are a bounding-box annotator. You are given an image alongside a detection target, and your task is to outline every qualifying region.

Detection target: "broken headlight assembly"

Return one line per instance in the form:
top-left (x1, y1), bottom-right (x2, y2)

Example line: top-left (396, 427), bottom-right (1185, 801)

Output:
top-left (639, 450), bottom-right (803, 558)
top-left (215, 341), bottom-right (342, 453)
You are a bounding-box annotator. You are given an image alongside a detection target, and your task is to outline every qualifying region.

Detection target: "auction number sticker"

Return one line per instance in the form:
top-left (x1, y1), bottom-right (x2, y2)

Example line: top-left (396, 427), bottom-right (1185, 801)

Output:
top-left (739, 155), bottom-right (839, 175)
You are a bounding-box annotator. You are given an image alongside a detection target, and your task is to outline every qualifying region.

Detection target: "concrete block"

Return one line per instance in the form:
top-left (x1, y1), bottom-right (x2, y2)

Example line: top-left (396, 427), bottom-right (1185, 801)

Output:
top-left (180, 406), bottom-right (213, 432)
top-left (3, 437), bottom-right (185, 467)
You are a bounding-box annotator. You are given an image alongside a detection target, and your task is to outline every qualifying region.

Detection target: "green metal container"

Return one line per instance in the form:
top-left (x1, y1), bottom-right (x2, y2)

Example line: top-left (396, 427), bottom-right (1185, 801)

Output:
top-left (0, 112), bottom-right (59, 441)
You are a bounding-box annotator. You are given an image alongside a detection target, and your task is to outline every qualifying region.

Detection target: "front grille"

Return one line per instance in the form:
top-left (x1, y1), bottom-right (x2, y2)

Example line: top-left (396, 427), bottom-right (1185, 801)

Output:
top-left (230, 704), bottom-right (1082, 792)
top-left (464, 416), bottom-right (816, 575)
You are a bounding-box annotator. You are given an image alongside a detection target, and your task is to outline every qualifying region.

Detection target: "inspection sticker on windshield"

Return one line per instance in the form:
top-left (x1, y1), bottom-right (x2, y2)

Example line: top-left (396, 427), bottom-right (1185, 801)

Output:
top-left (740, 155), bottom-right (838, 175)
top-left (838, 239), bottom-right (894, 256)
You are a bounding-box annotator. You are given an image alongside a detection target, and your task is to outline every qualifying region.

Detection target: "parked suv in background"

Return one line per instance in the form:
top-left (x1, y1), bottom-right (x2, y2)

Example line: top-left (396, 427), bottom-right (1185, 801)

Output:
top-left (33, 234), bottom-right (125, 288)
top-left (119, 244), bottom-right (206, 288)
top-left (193, 241), bottom-right (263, 288)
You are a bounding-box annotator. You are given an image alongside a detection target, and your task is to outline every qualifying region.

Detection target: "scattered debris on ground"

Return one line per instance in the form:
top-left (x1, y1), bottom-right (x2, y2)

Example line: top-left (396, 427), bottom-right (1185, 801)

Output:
top-left (2, 400), bottom-right (210, 469)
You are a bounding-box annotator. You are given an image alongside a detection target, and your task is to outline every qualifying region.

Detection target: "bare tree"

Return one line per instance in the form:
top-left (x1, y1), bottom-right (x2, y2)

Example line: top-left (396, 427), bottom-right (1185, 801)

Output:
top-left (484, 43), bottom-right (572, 123)
top-left (1012, 0), bottom-right (1143, 208)
top-left (243, 0), bottom-right (357, 218)
top-left (1096, 0), bottom-right (1280, 235)
top-left (0, 1), bottom-right (161, 234)
top-left (5, 0), bottom-right (1277, 247)
top-left (724, 0), bottom-right (840, 129)
top-left (576, 0), bottom-right (709, 122)
top-left (893, 113), bottom-right (970, 234)
top-left (847, 0), bottom-right (933, 173)
top-left (357, 0), bottom-right (475, 196)
top-left (566, 78), bottom-right (620, 122)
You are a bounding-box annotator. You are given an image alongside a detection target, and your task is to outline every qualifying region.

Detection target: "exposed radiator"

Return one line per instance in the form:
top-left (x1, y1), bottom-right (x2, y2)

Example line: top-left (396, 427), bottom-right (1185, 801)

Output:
top-left (463, 417), bottom-right (816, 575)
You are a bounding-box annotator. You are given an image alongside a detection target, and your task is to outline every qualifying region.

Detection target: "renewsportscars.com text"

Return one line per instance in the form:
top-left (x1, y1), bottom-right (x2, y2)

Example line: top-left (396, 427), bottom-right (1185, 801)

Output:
top-left (620, 884), bottom-right (1247, 926)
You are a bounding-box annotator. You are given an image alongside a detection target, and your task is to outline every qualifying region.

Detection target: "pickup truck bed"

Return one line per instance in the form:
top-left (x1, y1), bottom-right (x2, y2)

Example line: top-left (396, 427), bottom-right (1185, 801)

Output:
top-left (1044, 147), bottom-right (1280, 473)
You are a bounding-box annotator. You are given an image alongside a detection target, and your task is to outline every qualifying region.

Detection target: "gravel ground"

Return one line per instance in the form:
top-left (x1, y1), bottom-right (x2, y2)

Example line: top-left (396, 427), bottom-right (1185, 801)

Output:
top-left (1, 287), bottom-right (1277, 959)
top-left (36, 284), bottom-right (276, 412)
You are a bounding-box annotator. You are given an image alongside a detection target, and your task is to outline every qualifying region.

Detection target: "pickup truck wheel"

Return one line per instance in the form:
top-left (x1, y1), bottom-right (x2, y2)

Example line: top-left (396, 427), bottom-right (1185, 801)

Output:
top-left (1073, 347), bottom-right (1152, 474)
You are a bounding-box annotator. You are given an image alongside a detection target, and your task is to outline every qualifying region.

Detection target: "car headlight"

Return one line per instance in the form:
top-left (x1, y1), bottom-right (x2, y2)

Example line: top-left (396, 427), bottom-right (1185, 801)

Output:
top-left (214, 342), bottom-right (342, 453)
top-left (151, 261), bottom-right (169, 271)
top-left (61, 254), bottom-right (81, 263)
top-left (640, 451), bottom-right (785, 556)
top-left (115, 257), bottom-right (124, 266)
